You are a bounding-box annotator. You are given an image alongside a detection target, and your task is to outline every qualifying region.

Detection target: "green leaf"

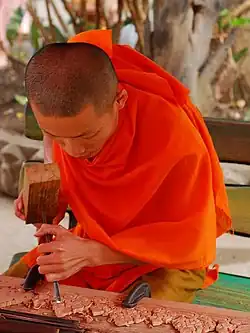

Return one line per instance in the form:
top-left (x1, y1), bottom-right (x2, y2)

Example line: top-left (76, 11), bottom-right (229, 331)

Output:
top-left (6, 27), bottom-right (19, 45)
top-left (12, 7), bottom-right (24, 22)
top-left (230, 17), bottom-right (250, 27)
top-left (6, 6), bottom-right (25, 45)
top-left (86, 22), bottom-right (95, 30)
top-left (43, 25), bottom-right (67, 42)
top-left (219, 8), bottom-right (230, 17)
top-left (244, 110), bottom-right (250, 122)
top-left (53, 25), bottom-right (67, 42)
top-left (218, 9), bottom-right (229, 31)
top-left (233, 47), bottom-right (248, 63)
top-left (124, 17), bottom-right (133, 26)
top-left (30, 21), bottom-right (41, 51)
top-left (14, 94), bottom-right (28, 106)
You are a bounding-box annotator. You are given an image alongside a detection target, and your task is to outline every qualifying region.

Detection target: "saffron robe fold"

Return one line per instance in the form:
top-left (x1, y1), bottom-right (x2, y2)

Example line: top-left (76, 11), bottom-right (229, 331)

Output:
top-left (22, 29), bottom-right (231, 292)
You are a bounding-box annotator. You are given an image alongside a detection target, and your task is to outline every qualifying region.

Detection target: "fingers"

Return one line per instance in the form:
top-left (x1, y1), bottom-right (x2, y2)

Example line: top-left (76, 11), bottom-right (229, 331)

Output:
top-left (38, 240), bottom-right (64, 254)
top-left (37, 252), bottom-right (63, 266)
top-left (37, 257), bottom-right (80, 275)
top-left (34, 223), bottom-right (43, 230)
top-left (35, 224), bottom-right (67, 238)
top-left (37, 253), bottom-right (54, 266)
top-left (45, 259), bottom-right (83, 282)
top-left (39, 263), bottom-right (65, 275)
top-left (14, 198), bottom-right (25, 220)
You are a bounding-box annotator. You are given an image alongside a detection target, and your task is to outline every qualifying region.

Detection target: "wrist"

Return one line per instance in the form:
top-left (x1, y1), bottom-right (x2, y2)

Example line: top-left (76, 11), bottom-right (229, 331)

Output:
top-left (82, 239), bottom-right (105, 267)
top-left (83, 239), bottom-right (142, 266)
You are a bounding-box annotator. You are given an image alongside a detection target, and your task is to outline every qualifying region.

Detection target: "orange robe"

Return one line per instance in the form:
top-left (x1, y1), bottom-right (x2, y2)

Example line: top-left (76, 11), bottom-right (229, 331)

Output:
top-left (22, 30), bottom-right (232, 292)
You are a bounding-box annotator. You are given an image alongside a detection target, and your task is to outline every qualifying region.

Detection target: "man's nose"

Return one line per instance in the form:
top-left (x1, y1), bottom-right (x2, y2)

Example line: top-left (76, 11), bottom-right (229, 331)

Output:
top-left (64, 141), bottom-right (85, 156)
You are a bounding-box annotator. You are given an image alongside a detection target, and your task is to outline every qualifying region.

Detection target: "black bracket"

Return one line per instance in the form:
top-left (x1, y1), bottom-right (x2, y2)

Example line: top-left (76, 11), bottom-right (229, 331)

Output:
top-left (122, 281), bottom-right (151, 308)
top-left (22, 264), bottom-right (44, 291)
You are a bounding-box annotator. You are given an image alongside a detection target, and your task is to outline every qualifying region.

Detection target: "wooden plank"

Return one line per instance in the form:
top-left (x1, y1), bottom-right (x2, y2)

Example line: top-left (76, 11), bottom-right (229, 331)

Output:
top-left (205, 117), bottom-right (250, 164)
top-left (22, 163), bottom-right (60, 225)
top-left (0, 319), bottom-right (58, 333)
top-left (227, 186), bottom-right (250, 235)
top-left (0, 276), bottom-right (250, 333)
top-left (0, 309), bottom-right (81, 333)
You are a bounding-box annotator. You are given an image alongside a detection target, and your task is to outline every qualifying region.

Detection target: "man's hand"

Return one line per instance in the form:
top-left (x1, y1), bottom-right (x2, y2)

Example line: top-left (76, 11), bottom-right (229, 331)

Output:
top-left (14, 190), bottom-right (25, 221)
top-left (14, 189), bottom-right (67, 228)
top-left (36, 224), bottom-right (98, 282)
top-left (36, 224), bottom-right (143, 282)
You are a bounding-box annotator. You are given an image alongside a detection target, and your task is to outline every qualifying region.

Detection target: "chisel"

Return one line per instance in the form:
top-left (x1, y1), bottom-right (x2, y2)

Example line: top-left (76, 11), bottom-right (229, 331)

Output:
top-left (42, 213), bottom-right (62, 304)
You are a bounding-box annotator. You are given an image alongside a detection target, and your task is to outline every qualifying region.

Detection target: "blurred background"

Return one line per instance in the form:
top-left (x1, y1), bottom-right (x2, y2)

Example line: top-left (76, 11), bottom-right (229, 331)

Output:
top-left (0, 0), bottom-right (250, 276)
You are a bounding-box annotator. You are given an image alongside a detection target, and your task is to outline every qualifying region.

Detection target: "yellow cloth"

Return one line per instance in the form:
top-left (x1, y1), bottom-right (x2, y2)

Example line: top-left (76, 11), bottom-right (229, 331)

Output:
top-left (3, 260), bottom-right (29, 278)
top-left (141, 268), bottom-right (205, 303)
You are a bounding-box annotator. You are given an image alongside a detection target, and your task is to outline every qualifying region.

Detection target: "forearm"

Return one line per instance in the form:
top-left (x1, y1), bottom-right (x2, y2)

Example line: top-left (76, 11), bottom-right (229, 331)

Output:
top-left (91, 241), bottom-right (144, 266)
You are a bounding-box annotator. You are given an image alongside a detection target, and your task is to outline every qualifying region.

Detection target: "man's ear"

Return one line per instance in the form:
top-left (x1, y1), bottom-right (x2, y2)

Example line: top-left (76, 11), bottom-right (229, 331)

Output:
top-left (116, 89), bottom-right (128, 110)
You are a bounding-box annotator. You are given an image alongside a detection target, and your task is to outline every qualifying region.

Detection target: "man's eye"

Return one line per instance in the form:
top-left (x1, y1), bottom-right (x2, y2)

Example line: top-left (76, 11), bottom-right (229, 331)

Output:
top-left (82, 132), bottom-right (99, 139)
top-left (84, 135), bottom-right (95, 139)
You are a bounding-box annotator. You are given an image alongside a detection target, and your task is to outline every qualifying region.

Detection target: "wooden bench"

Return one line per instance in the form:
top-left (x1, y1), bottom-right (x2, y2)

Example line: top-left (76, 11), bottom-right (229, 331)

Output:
top-left (19, 104), bottom-right (250, 311)
top-left (205, 117), bottom-right (250, 236)
top-left (194, 117), bottom-right (250, 311)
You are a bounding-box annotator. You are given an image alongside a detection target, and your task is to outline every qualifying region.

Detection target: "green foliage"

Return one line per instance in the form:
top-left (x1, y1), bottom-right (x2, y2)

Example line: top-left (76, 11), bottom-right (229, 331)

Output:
top-left (218, 8), bottom-right (250, 31)
top-left (6, 4), bottom-right (95, 54)
top-left (219, 9), bottom-right (230, 17)
top-left (229, 17), bottom-right (250, 27)
top-left (53, 25), bottom-right (67, 42)
top-left (233, 47), bottom-right (249, 63)
top-left (244, 110), bottom-right (250, 122)
top-left (123, 17), bottom-right (133, 26)
top-left (30, 22), bottom-right (67, 51)
top-left (14, 94), bottom-right (28, 106)
top-left (6, 6), bottom-right (25, 46)
top-left (30, 22), bottom-right (40, 51)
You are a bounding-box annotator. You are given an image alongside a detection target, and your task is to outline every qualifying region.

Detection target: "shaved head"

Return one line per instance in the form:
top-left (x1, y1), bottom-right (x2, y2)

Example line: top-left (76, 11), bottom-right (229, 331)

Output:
top-left (25, 43), bottom-right (118, 117)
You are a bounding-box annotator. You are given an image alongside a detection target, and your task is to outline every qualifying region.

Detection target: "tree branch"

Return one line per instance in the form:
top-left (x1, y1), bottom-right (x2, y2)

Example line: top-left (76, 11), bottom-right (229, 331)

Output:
top-left (118, 0), bottom-right (124, 24)
top-left (45, 0), bottom-right (56, 42)
top-left (231, 0), bottom-right (250, 17)
top-left (96, 0), bottom-right (101, 29)
top-left (26, 1), bottom-right (51, 44)
top-left (50, 0), bottom-right (69, 34)
top-left (199, 29), bottom-right (237, 84)
top-left (60, 0), bottom-right (78, 33)
top-left (80, 0), bottom-right (88, 31)
top-left (125, 0), bottom-right (148, 53)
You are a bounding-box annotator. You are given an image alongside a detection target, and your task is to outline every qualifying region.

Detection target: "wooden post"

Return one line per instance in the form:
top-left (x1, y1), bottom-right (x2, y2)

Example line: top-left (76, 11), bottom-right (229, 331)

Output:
top-left (22, 163), bottom-right (60, 225)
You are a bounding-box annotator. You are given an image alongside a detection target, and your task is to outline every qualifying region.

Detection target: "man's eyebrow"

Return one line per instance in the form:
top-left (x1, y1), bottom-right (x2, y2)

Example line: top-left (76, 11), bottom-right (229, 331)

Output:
top-left (42, 128), bottom-right (92, 139)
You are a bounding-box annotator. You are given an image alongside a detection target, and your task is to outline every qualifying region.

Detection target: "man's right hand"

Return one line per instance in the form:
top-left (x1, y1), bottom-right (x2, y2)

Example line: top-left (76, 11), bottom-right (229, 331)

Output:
top-left (14, 190), bottom-right (25, 220)
top-left (14, 190), bottom-right (67, 227)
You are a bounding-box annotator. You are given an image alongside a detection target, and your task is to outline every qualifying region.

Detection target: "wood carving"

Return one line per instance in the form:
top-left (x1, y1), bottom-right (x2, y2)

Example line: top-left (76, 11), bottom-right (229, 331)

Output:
top-left (0, 276), bottom-right (250, 332)
top-left (22, 163), bottom-right (60, 225)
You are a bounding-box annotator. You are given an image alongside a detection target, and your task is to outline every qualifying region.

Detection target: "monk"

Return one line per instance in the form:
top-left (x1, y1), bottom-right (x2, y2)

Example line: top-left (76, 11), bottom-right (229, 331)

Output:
top-left (5, 29), bottom-right (232, 303)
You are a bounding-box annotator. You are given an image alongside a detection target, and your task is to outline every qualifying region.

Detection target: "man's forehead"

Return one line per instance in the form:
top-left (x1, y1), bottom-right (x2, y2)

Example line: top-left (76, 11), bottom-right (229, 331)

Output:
top-left (31, 102), bottom-right (102, 138)
top-left (41, 128), bottom-right (94, 139)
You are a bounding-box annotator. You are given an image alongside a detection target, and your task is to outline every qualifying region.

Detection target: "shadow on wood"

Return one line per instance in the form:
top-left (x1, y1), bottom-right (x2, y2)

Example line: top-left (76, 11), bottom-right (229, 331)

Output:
top-left (205, 117), bottom-right (250, 164)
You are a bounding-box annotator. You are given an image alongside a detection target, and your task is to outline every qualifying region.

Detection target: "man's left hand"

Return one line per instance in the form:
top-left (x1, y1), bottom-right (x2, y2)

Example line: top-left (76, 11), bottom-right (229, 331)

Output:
top-left (36, 224), bottom-right (99, 282)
